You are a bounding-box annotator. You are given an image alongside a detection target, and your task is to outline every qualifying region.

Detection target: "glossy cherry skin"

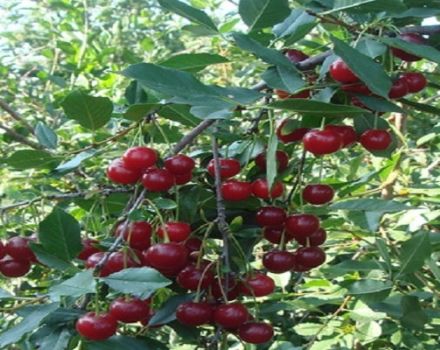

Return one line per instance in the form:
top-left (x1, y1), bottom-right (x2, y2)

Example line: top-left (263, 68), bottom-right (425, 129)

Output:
top-left (276, 120), bottom-right (310, 144)
top-left (285, 49), bottom-right (309, 63)
top-left (303, 129), bottom-right (343, 156)
top-left (295, 246), bottom-right (326, 268)
top-left (211, 277), bottom-right (240, 300)
top-left (221, 180), bottom-right (252, 201)
top-left (185, 237), bottom-right (202, 253)
top-left (256, 207), bottom-right (287, 227)
top-left (262, 251), bottom-right (296, 273)
top-left (164, 154), bottom-right (195, 175)
top-left (263, 226), bottom-right (294, 244)
top-left (176, 302), bottom-right (213, 326)
top-left (157, 222), bottom-right (191, 242)
top-left (0, 241), bottom-right (5, 260)
top-left (330, 58), bottom-right (359, 84)
top-left (324, 125), bottom-right (357, 148)
top-left (240, 273), bottom-right (275, 297)
top-left (360, 129), bottom-right (392, 151)
top-left (76, 312), bottom-right (118, 341)
top-left (238, 322), bottom-right (274, 344)
top-left (85, 252), bottom-right (111, 276)
top-left (109, 297), bottom-right (151, 323)
top-left (107, 158), bottom-right (142, 184)
top-left (286, 214), bottom-right (320, 240)
top-left (143, 243), bottom-right (188, 275)
top-left (252, 179), bottom-right (284, 200)
top-left (122, 146), bottom-right (157, 170)
top-left (177, 264), bottom-right (214, 291)
top-left (302, 184), bottom-right (334, 205)
top-left (255, 150), bottom-right (289, 172)
top-left (401, 72), bottom-right (427, 93)
top-left (207, 158), bottom-right (241, 179)
top-left (391, 33), bottom-right (426, 62)
top-left (294, 228), bottom-right (327, 246)
top-left (6, 236), bottom-right (36, 262)
top-left (142, 168), bottom-right (175, 192)
top-left (0, 257), bottom-right (31, 277)
top-left (105, 251), bottom-right (139, 274)
top-left (116, 221), bottom-right (152, 250)
top-left (174, 171), bottom-right (193, 185)
top-left (389, 77), bottom-right (409, 99)
top-left (341, 83), bottom-right (371, 95)
top-left (214, 303), bottom-right (250, 329)
top-left (78, 239), bottom-right (101, 260)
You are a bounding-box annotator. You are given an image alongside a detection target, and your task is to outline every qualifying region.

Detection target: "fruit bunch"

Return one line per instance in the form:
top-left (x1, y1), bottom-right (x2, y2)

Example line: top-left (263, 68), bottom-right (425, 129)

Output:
top-left (0, 236), bottom-right (37, 277)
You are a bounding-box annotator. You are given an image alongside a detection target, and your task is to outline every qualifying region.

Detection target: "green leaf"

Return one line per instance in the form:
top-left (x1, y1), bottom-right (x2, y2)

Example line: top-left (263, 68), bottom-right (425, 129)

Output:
top-left (123, 103), bottom-right (158, 121)
top-left (157, 0), bottom-right (218, 32)
top-left (376, 238), bottom-right (392, 275)
top-left (381, 36), bottom-right (440, 64)
top-left (61, 91), bottom-right (113, 130)
top-left (324, 0), bottom-right (376, 14)
top-left (355, 95), bottom-right (404, 113)
top-left (49, 270), bottom-right (96, 301)
top-left (345, 279), bottom-right (392, 302)
top-left (35, 122), bottom-right (58, 149)
top-left (273, 9), bottom-right (315, 39)
top-left (158, 104), bottom-right (199, 127)
top-left (269, 99), bottom-right (366, 117)
top-left (6, 150), bottom-right (60, 170)
top-left (84, 335), bottom-right (167, 350)
top-left (330, 199), bottom-right (411, 212)
top-left (261, 66), bottom-right (305, 93)
top-left (355, 38), bottom-right (387, 58)
top-left (30, 243), bottom-right (75, 271)
top-left (266, 133), bottom-right (278, 191)
top-left (149, 294), bottom-right (195, 326)
top-left (38, 328), bottom-right (71, 350)
top-left (153, 198), bottom-right (177, 210)
top-left (54, 149), bottom-right (97, 175)
top-left (331, 37), bottom-right (392, 98)
top-left (239, 0), bottom-right (290, 32)
top-left (294, 322), bottom-right (335, 337)
top-left (102, 267), bottom-right (171, 299)
top-left (398, 232), bottom-right (431, 275)
top-left (400, 98), bottom-right (440, 115)
top-left (400, 296), bottom-right (429, 330)
top-left (38, 208), bottom-right (82, 262)
top-left (0, 303), bottom-right (59, 348)
top-left (159, 53), bottom-right (228, 73)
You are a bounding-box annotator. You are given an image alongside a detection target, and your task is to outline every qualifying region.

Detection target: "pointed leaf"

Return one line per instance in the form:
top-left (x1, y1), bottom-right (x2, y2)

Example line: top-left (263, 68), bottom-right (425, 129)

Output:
top-left (273, 9), bottom-right (315, 39)
top-left (49, 270), bottom-right (96, 301)
top-left (54, 149), bottom-right (97, 175)
top-left (6, 150), bottom-right (60, 170)
top-left (269, 99), bottom-right (366, 117)
top-left (159, 53), bottom-right (228, 72)
top-left (400, 296), bottom-right (429, 330)
top-left (381, 36), bottom-right (440, 64)
top-left (39, 328), bottom-right (71, 350)
top-left (35, 122), bottom-right (58, 149)
top-left (239, 0), bottom-right (290, 31)
top-left (399, 232), bottom-right (431, 275)
top-left (330, 199), bottom-right (411, 212)
top-left (123, 103), bottom-right (158, 121)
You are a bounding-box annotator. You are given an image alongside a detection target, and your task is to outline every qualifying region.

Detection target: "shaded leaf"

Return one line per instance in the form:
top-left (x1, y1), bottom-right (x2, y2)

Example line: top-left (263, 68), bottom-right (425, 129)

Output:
top-left (149, 294), bottom-right (195, 326)
top-left (239, 0), bottom-right (290, 31)
top-left (54, 149), bottom-right (97, 175)
top-left (159, 53), bottom-right (228, 72)
top-left (123, 104), bottom-right (158, 121)
top-left (269, 99), bottom-right (366, 117)
top-left (84, 335), bottom-right (167, 350)
top-left (30, 243), bottom-right (75, 271)
top-left (49, 270), bottom-right (96, 301)
top-left (399, 232), bottom-right (431, 275)
top-left (6, 150), bottom-right (60, 170)
top-left (35, 122), bottom-right (58, 149)
top-left (331, 199), bottom-right (411, 212)
top-left (381, 36), bottom-right (440, 64)
top-left (273, 9), bottom-right (315, 39)
top-left (400, 296), bottom-right (429, 329)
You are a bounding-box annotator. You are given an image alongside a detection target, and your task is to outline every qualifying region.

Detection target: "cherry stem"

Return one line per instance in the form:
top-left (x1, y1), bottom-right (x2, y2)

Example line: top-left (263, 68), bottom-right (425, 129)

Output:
top-left (215, 261), bottom-right (229, 303)
top-left (287, 148), bottom-right (307, 205)
top-left (194, 261), bottom-right (215, 303)
top-left (145, 199), bottom-right (168, 242)
top-left (196, 221), bottom-right (215, 269)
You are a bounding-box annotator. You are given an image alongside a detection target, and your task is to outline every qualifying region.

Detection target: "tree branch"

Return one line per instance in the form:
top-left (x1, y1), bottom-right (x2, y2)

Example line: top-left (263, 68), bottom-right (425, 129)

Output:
top-left (0, 123), bottom-right (44, 150)
top-left (172, 119), bottom-right (215, 154)
top-left (0, 98), bottom-right (35, 135)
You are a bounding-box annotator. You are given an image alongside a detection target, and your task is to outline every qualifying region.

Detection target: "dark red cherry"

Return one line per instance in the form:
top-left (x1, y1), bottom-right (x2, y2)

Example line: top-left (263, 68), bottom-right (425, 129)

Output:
top-left (214, 303), bottom-right (250, 329)
top-left (177, 264), bottom-right (214, 291)
top-left (116, 221), bottom-right (152, 250)
top-left (144, 243), bottom-right (188, 275)
top-left (109, 297), bottom-right (151, 323)
top-left (263, 226), bottom-right (294, 244)
top-left (238, 322), bottom-right (274, 344)
top-left (389, 77), bottom-right (409, 99)
top-left (122, 146), bottom-right (157, 170)
top-left (211, 277), bottom-right (240, 300)
top-left (256, 207), bottom-right (286, 227)
top-left (324, 125), bottom-right (357, 148)
top-left (285, 49), bottom-right (309, 63)
top-left (221, 180), bottom-right (252, 201)
top-left (330, 58), bottom-right (359, 84)
top-left (285, 214), bottom-right (320, 239)
top-left (164, 154), bottom-right (195, 175)
top-left (295, 246), bottom-right (326, 268)
top-left (0, 241), bottom-right (5, 260)
top-left (142, 168), bottom-right (175, 192)
top-left (157, 221), bottom-right (191, 242)
top-left (176, 302), bottom-right (213, 326)
top-left (78, 238), bottom-right (101, 260)
top-left (174, 171), bottom-right (193, 185)
top-left (302, 184), bottom-right (334, 205)
top-left (6, 236), bottom-right (36, 262)
top-left (303, 129), bottom-right (343, 155)
top-left (107, 158), bottom-right (142, 184)
top-left (240, 273), bottom-right (275, 297)
top-left (294, 228), bottom-right (327, 246)
top-left (76, 312), bottom-right (117, 341)
top-left (85, 252), bottom-right (111, 276)
top-left (207, 158), bottom-right (241, 179)
top-left (341, 83), bottom-right (371, 95)
top-left (255, 151), bottom-right (289, 172)
top-left (359, 129), bottom-right (392, 151)
top-left (391, 33), bottom-right (426, 62)
top-left (275, 89), bottom-right (310, 99)
top-left (0, 257), bottom-right (31, 277)
top-left (276, 120), bottom-right (310, 144)
top-left (185, 237), bottom-right (202, 253)
top-left (105, 251), bottom-right (139, 275)
top-left (401, 72), bottom-right (427, 93)
top-left (262, 251), bottom-right (296, 273)
top-left (251, 179), bottom-right (284, 200)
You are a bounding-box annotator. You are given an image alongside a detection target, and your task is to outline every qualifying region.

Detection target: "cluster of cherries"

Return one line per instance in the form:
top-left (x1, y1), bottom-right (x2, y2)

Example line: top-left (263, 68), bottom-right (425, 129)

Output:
top-left (0, 236), bottom-right (37, 278)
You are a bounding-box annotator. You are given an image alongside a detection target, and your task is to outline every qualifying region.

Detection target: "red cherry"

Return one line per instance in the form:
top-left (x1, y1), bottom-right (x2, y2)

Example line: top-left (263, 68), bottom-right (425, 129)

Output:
top-left (107, 158), bottom-right (142, 184)
top-left (78, 239), bottom-right (101, 260)
top-left (211, 277), bottom-right (240, 300)
top-left (6, 236), bottom-right (36, 262)
top-left (359, 129), bottom-right (392, 151)
top-left (240, 273), bottom-right (275, 297)
top-left (255, 151), bottom-right (289, 172)
top-left (140, 308), bottom-right (158, 327)
top-left (303, 129), bottom-right (343, 155)
top-left (185, 238), bottom-right (202, 253)
top-left (401, 72), bottom-right (427, 93)
top-left (85, 252), bottom-right (111, 276)
top-left (285, 49), bottom-right (309, 63)
top-left (262, 251), bottom-right (296, 273)
top-left (105, 251), bottom-right (139, 275)
top-left (207, 158), bottom-right (241, 179)
top-left (276, 120), bottom-right (310, 144)
top-left (389, 77), bottom-right (409, 99)
top-left (256, 207), bottom-right (286, 227)
top-left (324, 125), bottom-right (357, 148)
top-left (330, 58), bottom-right (359, 84)
top-left (285, 214), bottom-right (320, 239)
top-left (76, 312), bottom-right (117, 341)
top-left (391, 33), bottom-right (426, 62)
top-left (295, 246), bottom-right (326, 268)
top-left (251, 179), bottom-right (284, 200)
top-left (294, 228), bottom-right (327, 246)
top-left (221, 180), bottom-right (252, 201)
top-left (142, 168), bottom-right (175, 192)
top-left (157, 222), bottom-right (191, 242)
top-left (109, 297), bottom-right (151, 323)
top-left (177, 264), bottom-right (214, 291)
top-left (238, 322), bottom-right (274, 344)
top-left (122, 146), bottom-right (157, 170)
top-left (164, 154), bottom-right (195, 175)
top-left (0, 241), bottom-right (5, 260)
top-left (290, 89), bottom-right (311, 99)
top-left (214, 303), bottom-right (250, 329)
top-left (302, 184), bottom-right (334, 205)
top-left (341, 83), bottom-right (371, 95)
top-left (174, 171), bottom-right (193, 185)
top-left (263, 226), bottom-right (294, 244)
top-left (0, 257), bottom-right (31, 277)
top-left (144, 243), bottom-right (188, 275)
top-left (116, 221), bottom-right (152, 250)
top-left (176, 302), bottom-right (213, 326)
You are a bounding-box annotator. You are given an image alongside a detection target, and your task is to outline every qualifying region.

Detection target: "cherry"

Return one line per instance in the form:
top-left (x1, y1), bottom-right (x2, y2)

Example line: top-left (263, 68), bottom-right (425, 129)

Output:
top-left (142, 168), bottom-right (174, 192)
top-left (105, 251), bottom-right (139, 275)
top-left (294, 228), bottom-right (327, 246)
top-left (107, 158), bottom-right (142, 184)
top-left (221, 180), bottom-right (252, 201)
top-left (214, 303), bottom-right (250, 329)
top-left (255, 150), bottom-right (289, 172)
top-left (285, 49), bottom-right (309, 63)
top-left (116, 221), bottom-right (152, 250)
top-left (275, 89), bottom-right (310, 99)
top-left (164, 154), bottom-right (195, 175)
top-left (341, 83), bottom-right (371, 95)
top-left (76, 312), bottom-right (118, 341)
top-left (359, 129), bottom-right (392, 151)
top-left (144, 243), bottom-right (188, 276)
top-left (211, 277), bottom-right (240, 300)
top-left (174, 171), bottom-right (193, 185)
top-left (0, 257), bottom-right (31, 277)
top-left (330, 58), bottom-right (359, 84)
top-left (157, 222), bottom-right (191, 242)
top-left (85, 252), bottom-right (111, 277)
top-left (0, 241), bottom-right (5, 260)
top-left (122, 146), bottom-right (157, 170)
top-left (177, 264), bottom-right (214, 291)
top-left (303, 129), bottom-right (343, 155)
top-left (207, 158), bottom-right (241, 179)
top-left (256, 206), bottom-right (286, 227)
top-left (240, 273), bottom-right (275, 297)
top-left (78, 238), bottom-right (101, 260)
top-left (140, 308), bottom-right (157, 327)
top-left (391, 33), bottom-right (426, 62)
top-left (302, 184), bottom-right (334, 205)
top-left (252, 179), bottom-right (284, 200)
top-left (6, 236), bottom-right (36, 262)
top-left (109, 297), bottom-right (151, 323)
top-left (295, 246), bottom-right (326, 268)
top-left (238, 322), bottom-right (274, 344)
top-left (263, 250), bottom-right (296, 273)
top-left (389, 77), bottom-right (409, 99)
top-left (286, 214), bottom-right (320, 240)
top-left (401, 72), bottom-right (427, 93)
top-left (176, 302), bottom-right (213, 326)
top-left (324, 125), bottom-right (357, 148)
top-left (276, 120), bottom-right (310, 144)
top-left (185, 237), bottom-right (202, 253)
top-left (263, 226), bottom-right (294, 244)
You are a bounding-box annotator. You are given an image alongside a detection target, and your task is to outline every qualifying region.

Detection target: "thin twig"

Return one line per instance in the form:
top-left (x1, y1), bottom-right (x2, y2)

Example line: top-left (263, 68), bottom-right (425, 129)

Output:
top-left (287, 148), bottom-right (307, 204)
top-left (172, 119), bottom-right (215, 154)
top-left (0, 98), bottom-right (35, 134)
top-left (0, 123), bottom-right (44, 150)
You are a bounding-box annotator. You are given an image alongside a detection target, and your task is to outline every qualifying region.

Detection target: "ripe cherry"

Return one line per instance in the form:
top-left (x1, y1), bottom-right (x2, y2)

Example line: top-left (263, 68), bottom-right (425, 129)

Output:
top-left (324, 125), bottom-right (357, 148)
top-left (107, 158), bottom-right (142, 184)
top-left (251, 179), bottom-right (284, 200)
top-left (263, 226), bottom-right (294, 244)
top-left (256, 207), bottom-right (286, 227)
top-left (263, 251), bottom-right (296, 273)
top-left (174, 171), bottom-right (193, 185)
top-left (285, 49), bottom-right (309, 63)
top-left (109, 297), bottom-right (151, 323)
top-left (0, 257), bottom-right (31, 277)
top-left (389, 77), bottom-right (409, 99)
top-left (177, 264), bottom-right (214, 291)
top-left (211, 277), bottom-right (240, 300)
top-left (86, 252), bottom-right (111, 277)
top-left (360, 129), bottom-right (392, 151)
top-left (341, 83), bottom-right (371, 95)
top-left (6, 236), bottom-right (36, 262)
top-left (330, 58), bottom-right (359, 84)
top-left (275, 89), bottom-right (310, 99)
top-left (207, 158), bottom-right (241, 179)
top-left (255, 150), bottom-right (289, 172)
top-left (295, 246), bottom-right (326, 268)
top-left (78, 238), bottom-right (101, 260)
top-left (176, 302), bottom-right (213, 326)
top-left (144, 243), bottom-right (188, 276)
top-left (185, 237), bottom-right (202, 254)
top-left (164, 154), bottom-right (195, 175)
top-left (0, 241), bottom-right (5, 260)
top-left (391, 33), bottom-right (426, 62)
top-left (122, 146), bottom-right (157, 170)
top-left (240, 273), bottom-right (275, 297)
top-left (276, 120), bottom-right (310, 144)
top-left (105, 251), bottom-right (139, 275)
top-left (286, 214), bottom-right (320, 240)
top-left (401, 72), bottom-right (427, 93)
top-left (116, 221), bottom-right (152, 250)
top-left (303, 129), bottom-right (343, 155)
top-left (157, 222), bottom-right (191, 242)
top-left (302, 184), bottom-right (334, 205)
top-left (221, 180), bottom-right (252, 201)
top-left (295, 228), bottom-right (327, 246)
top-left (142, 168), bottom-right (174, 192)
top-left (76, 312), bottom-right (118, 341)
top-left (238, 322), bottom-right (274, 344)
top-left (214, 303), bottom-right (250, 329)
